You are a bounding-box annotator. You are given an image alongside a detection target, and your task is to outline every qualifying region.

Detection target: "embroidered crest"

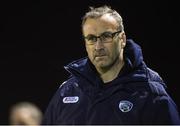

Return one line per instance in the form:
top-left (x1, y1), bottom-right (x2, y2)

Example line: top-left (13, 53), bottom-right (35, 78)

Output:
top-left (119, 100), bottom-right (133, 112)
top-left (63, 96), bottom-right (79, 103)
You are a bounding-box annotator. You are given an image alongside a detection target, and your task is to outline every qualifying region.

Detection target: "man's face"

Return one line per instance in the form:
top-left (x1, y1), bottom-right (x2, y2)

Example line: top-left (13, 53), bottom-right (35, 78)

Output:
top-left (83, 14), bottom-right (125, 70)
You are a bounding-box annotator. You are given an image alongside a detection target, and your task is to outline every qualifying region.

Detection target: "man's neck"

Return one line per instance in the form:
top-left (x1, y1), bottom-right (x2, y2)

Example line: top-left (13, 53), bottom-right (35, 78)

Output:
top-left (97, 58), bottom-right (125, 83)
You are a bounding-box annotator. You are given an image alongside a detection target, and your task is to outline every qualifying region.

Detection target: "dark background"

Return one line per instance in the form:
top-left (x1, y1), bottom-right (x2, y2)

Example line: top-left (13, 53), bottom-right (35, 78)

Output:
top-left (0, 0), bottom-right (179, 124)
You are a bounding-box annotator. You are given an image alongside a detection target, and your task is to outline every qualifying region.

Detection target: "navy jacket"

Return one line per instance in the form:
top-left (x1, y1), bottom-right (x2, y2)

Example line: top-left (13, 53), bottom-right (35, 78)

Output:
top-left (42, 39), bottom-right (180, 124)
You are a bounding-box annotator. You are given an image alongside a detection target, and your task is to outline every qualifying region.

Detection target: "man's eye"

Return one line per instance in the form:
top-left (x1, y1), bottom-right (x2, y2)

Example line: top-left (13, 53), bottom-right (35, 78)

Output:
top-left (87, 36), bottom-right (97, 42)
top-left (101, 32), bottom-right (112, 38)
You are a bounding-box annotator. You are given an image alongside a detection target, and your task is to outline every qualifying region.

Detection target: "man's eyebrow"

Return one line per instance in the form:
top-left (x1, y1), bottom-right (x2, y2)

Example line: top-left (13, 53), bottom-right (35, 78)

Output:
top-left (86, 31), bottom-right (113, 37)
top-left (86, 34), bottom-right (96, 37)
top-left (101, 31), bottom-right (113, 34)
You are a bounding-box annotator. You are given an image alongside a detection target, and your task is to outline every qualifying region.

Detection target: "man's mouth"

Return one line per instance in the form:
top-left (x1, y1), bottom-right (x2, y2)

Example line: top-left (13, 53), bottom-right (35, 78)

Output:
top-left (95, 54), bottom-right (106, 57)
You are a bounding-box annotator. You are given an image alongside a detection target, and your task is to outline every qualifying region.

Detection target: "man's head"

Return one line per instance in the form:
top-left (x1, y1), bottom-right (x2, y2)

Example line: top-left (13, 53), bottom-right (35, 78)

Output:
top-left (9, 102), bottom-right (43, 125)
top-left (82, 6), bottom-right (126, 72)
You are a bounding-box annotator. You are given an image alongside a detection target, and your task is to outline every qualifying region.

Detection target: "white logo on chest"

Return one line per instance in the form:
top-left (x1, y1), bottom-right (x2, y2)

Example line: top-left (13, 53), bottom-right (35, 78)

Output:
top-left (63, 96), bottom-right (79, 103)
top-left (119, 100), bottom-right (133, 112)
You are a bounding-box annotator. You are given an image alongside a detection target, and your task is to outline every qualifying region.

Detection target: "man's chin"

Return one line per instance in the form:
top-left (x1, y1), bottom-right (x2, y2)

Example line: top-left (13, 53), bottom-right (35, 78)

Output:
top-left (95, 62), bottom-right (109, 68)
top-left (92, 57), bottom-right (110, 67)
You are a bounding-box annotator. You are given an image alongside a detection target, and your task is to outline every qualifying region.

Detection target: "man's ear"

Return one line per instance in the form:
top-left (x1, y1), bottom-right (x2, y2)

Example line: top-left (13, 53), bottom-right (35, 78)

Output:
top-left (121, 32), bottom-right (126, 48)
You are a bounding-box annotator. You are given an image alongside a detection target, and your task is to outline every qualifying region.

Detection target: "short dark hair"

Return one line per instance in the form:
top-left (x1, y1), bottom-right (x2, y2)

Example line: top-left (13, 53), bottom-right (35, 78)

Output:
top-left (82, 5), bottom-right (124, 31)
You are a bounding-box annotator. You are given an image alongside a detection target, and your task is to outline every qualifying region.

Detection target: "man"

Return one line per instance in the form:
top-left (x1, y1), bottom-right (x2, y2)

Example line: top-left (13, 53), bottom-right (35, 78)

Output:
top-left (9, 102), bottom-right (43, 125)
top-left (42, 6), bottom-right (180, 124)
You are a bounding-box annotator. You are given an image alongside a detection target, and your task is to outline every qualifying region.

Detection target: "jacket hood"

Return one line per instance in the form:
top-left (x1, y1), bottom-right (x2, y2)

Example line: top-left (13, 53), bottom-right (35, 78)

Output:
top-left (124, 39), bottom-right (144, 69)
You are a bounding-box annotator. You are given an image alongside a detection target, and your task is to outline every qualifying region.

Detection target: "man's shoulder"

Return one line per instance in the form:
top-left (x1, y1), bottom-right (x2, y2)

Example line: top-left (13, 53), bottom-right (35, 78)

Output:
top-left (127, 67), bottom-right (168, 97)
top-left (146, 68), bottom-right (168, 96)
top-left (60, 76), bottom-right (78, 87)
top-left (147, 80), bottom-right (168, 96)
top-left (57, 76), bottom-right (79, 97)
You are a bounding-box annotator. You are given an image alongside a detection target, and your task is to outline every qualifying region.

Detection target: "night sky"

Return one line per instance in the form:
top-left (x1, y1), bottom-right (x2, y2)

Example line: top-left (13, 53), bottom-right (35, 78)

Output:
top-left (0, 0), bottom-right (179, 124)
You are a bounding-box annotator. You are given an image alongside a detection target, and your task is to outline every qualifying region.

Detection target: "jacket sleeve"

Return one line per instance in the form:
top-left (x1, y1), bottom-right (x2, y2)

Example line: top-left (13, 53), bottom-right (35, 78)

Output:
top-left (143, 70), bottom-right (180, 124)
top-left (153, 95), bottom-right (180, 124)
top-left (41, 77), bottom-right (75, 124)
top-left (41, 85), bottom-right (63, 124)
top-left (141, 93), bottom-right (180, 124)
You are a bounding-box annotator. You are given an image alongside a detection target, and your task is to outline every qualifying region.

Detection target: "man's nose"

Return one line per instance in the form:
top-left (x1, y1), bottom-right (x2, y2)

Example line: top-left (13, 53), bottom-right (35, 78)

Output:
top-left (95, 39), bottom-right (104, 50)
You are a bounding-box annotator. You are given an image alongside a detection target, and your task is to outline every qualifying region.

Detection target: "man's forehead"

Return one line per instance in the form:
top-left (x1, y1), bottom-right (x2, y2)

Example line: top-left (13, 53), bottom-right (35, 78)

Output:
top-left (85, 14), bottom-right (117, 24)
top-left (100, 13), bottom-right (117, 24)
top-left (83, 14), bottom-right (118, 32)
